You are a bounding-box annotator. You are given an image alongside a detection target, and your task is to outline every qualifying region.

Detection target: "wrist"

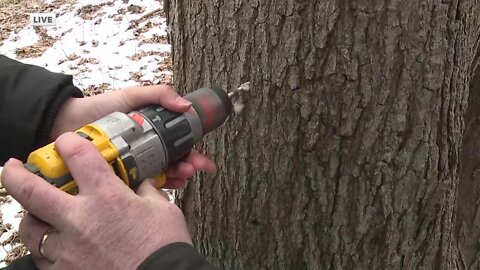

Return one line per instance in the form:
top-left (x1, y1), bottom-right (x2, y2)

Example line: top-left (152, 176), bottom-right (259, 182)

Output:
top-left (49, 97), bottom-right (82, 141)
top-left (35, 84), bottom-right (83, 147)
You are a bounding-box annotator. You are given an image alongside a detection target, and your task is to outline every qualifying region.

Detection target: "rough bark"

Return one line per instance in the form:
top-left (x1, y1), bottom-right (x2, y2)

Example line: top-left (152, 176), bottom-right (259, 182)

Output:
top-left (456, 60), bottom-right (480, 269)
top-left (164, 0), bottom-right (480, 269)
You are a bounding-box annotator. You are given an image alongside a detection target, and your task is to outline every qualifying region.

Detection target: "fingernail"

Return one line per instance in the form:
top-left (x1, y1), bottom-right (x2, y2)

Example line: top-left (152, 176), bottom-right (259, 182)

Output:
top-left (176, 96), bottom-right (192, 107)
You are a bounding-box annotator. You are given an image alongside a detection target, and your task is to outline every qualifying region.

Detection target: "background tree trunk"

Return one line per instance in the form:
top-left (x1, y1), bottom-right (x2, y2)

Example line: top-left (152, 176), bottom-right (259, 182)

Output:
top-left (164, 1), bottom-right (480, 269)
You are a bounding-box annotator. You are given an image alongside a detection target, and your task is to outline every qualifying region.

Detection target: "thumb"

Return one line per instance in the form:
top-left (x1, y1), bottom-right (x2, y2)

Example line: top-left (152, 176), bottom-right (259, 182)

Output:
top-left (136, 179), bottom-right (171, 202)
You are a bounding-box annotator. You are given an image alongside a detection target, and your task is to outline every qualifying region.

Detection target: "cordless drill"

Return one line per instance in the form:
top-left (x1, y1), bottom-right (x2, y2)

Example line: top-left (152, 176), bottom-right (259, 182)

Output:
top-left (23, 86), bottom-right (233, 195)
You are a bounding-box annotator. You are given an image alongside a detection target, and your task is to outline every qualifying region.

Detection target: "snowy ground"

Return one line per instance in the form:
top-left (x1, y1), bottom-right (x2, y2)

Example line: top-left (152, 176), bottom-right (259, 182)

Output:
top-left (0, 0), bottom-right (172, 265)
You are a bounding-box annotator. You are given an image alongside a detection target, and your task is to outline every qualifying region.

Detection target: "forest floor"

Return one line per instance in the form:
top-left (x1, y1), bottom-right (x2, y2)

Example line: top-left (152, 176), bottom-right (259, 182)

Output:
top-left (0, 0), bottom-right (173, 265)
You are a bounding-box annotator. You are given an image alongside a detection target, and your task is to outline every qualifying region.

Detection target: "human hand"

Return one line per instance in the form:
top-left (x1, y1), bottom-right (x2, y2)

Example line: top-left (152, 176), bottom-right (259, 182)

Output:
top-left (50, 85), bottom-right (190, 139)
top-left (51, 85), bottom-right (216, 189)
top-left (2, 132), bottom-right (192, 269)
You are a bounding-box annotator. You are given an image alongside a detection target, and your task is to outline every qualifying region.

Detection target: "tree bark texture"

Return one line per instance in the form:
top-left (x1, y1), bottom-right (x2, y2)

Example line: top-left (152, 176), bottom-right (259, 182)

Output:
top-left (164, 0), bottom-right (480, 269)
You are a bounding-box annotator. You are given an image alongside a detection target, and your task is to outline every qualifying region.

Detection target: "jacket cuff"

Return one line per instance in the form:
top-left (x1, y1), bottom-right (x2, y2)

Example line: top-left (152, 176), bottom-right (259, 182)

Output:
top-left (1, 254), bottom-right (37, 270)
top-left (138, 242), bottom-right (220, 270)
top-left (34, 84), bottom-right (83, 147)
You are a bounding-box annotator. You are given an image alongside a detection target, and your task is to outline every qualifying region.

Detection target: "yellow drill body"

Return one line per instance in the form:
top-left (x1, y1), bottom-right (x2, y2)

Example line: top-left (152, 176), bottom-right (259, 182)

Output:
top-left (26, 123), bottom-right (142, 194)
top-left (21, 86), bottom-right (233, 195)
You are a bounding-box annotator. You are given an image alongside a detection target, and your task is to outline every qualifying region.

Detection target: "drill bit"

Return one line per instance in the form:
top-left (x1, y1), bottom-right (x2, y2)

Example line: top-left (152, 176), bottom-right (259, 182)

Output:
top-left (228, 82), bottom-right (250, 98)
top-left (238, 81), bottom-right (250, 91)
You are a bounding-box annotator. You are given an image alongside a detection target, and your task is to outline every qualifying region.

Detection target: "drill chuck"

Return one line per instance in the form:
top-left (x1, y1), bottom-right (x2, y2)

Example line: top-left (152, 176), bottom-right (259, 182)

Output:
top-left (24, 86), bottom-right (233, 194)
top-left (184, 86), bottom-right (233, 135)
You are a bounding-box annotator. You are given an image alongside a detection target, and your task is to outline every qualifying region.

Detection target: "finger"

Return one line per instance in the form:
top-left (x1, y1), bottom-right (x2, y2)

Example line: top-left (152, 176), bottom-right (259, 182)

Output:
top-left (119, 84), bottom-right (192, 112)
top-left (163, 178), bottom-right (188, 189)
top-left (183, 150), bottom-right (217, 173)
top-left (69, 86), bottom-right (192, 133)
top-left (136, 179), bottom-right (171, 201)
top-left (54, 132), bottom-right (119, 194)
top-left (166, 162), bottom-right (194, 179)
top-left (2, 159), bottom-right (71, 228)
top-left (19, 215), bottom-right (49, 258)
top-left (0, 166), bottom-right (4, 188)
top-left (19, 215), bottom-right (59, 261)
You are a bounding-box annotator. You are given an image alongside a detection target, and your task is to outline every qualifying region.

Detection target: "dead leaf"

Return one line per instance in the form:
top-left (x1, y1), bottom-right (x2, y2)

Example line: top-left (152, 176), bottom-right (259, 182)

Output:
top-left (14, 27), bottom-right (59, 59)
top-left (127, 4), bottom-right (145, 14)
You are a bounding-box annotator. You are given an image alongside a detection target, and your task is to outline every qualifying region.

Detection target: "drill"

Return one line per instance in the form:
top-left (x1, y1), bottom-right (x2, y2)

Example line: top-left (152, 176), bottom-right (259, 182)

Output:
top-left (21, 86), bottom-right (233, 195)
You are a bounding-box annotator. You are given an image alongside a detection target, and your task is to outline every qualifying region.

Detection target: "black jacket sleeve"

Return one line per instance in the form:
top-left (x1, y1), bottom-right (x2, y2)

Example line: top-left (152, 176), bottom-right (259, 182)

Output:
top-left (138, 242), bottom-right (221, 270)
top-left (0, 55), bottom-right (83, 165)
top-left (0, 54), bottom-right (82, 268)
top-left (1, 255), bottom-right (36, 270)
top-left (2, 243), bottom-right (221, 270)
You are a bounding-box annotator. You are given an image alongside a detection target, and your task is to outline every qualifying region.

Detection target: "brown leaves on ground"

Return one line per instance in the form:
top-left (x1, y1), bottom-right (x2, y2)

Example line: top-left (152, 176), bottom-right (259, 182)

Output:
top-left (156, 57), bottom-right (172, 72)
top-left (4, 244), bottom-right (28, 265)
top-left (129, 70), bottom-right (173, 86)
top-left (130, 71), bottom-right (143, 82)
top-left (129, 50), bottom-right (170, 61)
top-left (0, 0), bottom-right (79, 46)
top-left (76, 2), bottom-right (113, 20)
top-left (0, 204), bottom-right (26, 265)
top-left (129, 71), bottom-right (156, 86)
top-left (133, 21), bottom-right (159, 37)
top-left (128, 7), bottom-right (163, 30)
top-left (127, 4), bottom-right (145, 14)
top-left (139, 34), bottom-right (168, 46)
top-left (1, 232), bottom-right (28, 265)
top-left (42, 0), bottom-right (77, 15)
top-left (0, 0), bottom-right (43, 46)
top-left (83, 83), bottom-right (111, 96)
top-left (157, 73), bottom-right (173, 86)
top-left (116, 4), bottom-right (145, 16)
top-left (116, 7), bottom-right (127, 15)
top-left (57, 53), bottom-right (79, 64)
top-left (77, 57), bottom-right (99, 65)
top-left (14, 27), bottom-right (59, 59)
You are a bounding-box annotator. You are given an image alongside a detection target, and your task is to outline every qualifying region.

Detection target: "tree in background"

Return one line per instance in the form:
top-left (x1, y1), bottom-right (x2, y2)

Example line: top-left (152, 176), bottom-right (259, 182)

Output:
top-left (165, 1), bottom-right (480, 269)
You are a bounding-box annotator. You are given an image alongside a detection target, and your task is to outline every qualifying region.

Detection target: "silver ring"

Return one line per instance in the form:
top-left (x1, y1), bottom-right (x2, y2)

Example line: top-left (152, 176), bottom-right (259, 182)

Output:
top-left (39, 228), bottom-right (54, 258)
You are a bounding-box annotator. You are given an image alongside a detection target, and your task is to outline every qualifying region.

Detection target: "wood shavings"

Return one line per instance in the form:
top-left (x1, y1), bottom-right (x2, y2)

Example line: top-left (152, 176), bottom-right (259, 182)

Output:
top-left (229, 82), bottom-right (250, 114)
top-left (233, 102), bottom-right (245, 114)
top-left (237, 81), bottom-right (250, 91)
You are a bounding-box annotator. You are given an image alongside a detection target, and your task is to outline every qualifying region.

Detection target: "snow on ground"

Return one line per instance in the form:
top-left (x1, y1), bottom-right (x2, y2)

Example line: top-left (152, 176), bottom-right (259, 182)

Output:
top-left (1, 0), bottom-right (172, 92)
top-left (0, 0), bottom-right (172, 265)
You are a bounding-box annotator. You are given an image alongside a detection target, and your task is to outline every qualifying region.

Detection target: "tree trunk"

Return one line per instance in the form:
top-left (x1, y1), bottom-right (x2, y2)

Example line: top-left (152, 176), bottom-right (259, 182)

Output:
top-left (164, 0), bottom-right (480, 269)
top-left (456, 66), bottom-right (480, 269)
